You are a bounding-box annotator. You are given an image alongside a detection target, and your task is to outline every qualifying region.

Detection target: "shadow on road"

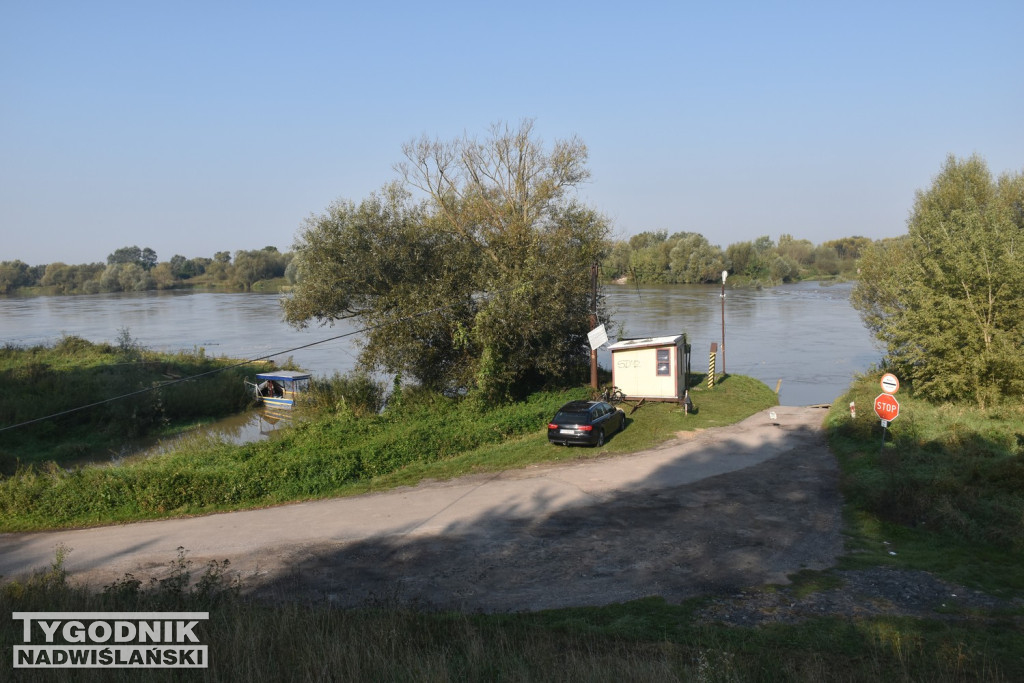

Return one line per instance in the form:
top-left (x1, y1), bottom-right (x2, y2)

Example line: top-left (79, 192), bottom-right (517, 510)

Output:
top-left (251, 420), bottom-right (841, 611)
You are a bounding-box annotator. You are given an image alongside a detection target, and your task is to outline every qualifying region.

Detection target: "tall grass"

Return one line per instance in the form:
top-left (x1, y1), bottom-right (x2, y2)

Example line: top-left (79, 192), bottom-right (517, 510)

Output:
top-left (0, 336), bottom-right (255, 469)
top-left (298, 371), bottom-right (387, 417)
top-left (2, 548), bottom-right (1019, 682)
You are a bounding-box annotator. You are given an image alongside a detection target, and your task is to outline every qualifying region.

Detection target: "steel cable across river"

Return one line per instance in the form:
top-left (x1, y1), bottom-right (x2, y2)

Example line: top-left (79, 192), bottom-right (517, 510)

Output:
top-left (0, 280), bottom-right (877, 410)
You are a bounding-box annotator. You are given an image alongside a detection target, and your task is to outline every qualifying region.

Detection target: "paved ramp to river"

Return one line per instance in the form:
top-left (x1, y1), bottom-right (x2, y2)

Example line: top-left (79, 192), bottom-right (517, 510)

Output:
top-left (0, 406), bottom-right (842, 611)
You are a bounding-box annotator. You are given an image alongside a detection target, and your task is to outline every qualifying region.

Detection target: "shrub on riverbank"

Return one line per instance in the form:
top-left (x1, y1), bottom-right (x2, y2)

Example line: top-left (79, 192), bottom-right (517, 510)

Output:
top-left (826, 373), bottom-right (1024, 593)
top-left (0, 336), bottom-right (255, 470)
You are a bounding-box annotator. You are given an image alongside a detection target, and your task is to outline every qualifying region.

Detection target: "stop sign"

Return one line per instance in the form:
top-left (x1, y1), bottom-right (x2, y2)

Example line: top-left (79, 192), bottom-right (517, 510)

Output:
top-left (874, 393), bottom-right (900, 422)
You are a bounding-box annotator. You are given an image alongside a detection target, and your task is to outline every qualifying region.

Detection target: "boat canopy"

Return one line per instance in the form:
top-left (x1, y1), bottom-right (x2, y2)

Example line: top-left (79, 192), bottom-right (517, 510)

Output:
top-left (255, 371), bottom-right (312, 382)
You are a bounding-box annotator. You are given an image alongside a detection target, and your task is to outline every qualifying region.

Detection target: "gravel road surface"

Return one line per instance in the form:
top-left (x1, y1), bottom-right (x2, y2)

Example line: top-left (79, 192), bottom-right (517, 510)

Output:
top-left (1, 406), bottom-right (844, 611)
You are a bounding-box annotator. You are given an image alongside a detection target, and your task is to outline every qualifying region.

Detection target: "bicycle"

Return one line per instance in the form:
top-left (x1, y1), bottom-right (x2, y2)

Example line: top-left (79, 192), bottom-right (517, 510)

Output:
top-left (599, 385), bottom-right (626, 404)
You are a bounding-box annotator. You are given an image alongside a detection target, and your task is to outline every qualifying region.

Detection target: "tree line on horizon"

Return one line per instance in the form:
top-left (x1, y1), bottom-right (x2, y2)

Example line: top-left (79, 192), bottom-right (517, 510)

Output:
top-left (602, 232), bottom-right (871, 285)
top-left (1, 230), bottom-right (873, 298)
top-left (0, 245), bottom-right (295, 295)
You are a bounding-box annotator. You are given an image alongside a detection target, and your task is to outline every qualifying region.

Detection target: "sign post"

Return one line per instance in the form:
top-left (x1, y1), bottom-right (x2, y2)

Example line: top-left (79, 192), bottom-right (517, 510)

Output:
top-left (874, 381), bottom-right (900, 454)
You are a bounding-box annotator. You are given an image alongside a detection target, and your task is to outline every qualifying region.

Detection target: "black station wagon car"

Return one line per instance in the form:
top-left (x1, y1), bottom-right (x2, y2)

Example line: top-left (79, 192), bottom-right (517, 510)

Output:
top-left (547, 400), bottom-right (626, 447)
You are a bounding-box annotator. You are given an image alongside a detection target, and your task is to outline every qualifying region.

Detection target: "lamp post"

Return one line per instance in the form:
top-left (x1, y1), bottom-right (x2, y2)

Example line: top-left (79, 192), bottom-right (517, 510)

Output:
top-left (720, 270), bottom-right (728, 376)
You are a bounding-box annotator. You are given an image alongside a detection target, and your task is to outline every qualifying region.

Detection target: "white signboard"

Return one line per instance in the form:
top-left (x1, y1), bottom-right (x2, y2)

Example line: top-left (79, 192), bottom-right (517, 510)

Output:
top-left (587, 324), bottom-right (608, 351)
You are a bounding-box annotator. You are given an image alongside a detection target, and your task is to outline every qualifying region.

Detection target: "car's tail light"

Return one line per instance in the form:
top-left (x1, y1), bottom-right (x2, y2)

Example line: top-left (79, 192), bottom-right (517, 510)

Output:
top-left (578, 425), bottom-right (592, 431)
top-left (547, 423), bottom-right (558, 429)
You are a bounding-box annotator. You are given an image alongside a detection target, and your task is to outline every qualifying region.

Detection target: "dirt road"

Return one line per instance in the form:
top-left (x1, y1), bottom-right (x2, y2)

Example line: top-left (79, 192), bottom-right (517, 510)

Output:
top-left (0, 406), bottom-right (843, 611)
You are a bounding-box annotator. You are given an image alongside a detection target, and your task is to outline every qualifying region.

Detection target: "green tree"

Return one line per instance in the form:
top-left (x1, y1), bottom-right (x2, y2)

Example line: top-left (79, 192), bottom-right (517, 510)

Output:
top-left (107, 246), bottom-right (141, 266)
top-left (810, 244), bottom-right (840, 276)
top-left (99, 262), bottom-right (152, 292)
top-left (149, 262), bottom-right (177, 289)
top-left (724, 240), bottom-right (754, 276)
top-left (0, 260), bottom-right (32, 294)
top-left (852, 155), bottom-right (1024, 404)
top-left (822, 235), bottom-right (872, 260)
top-left (107, 246), bottom-right (157, 271)
top-left (776, 234), bottom-right (814, 266)
top-left (668, 232), bottom-right (725, 283)
top-left (725, 236), bottom-right (774, 281)
top-left (626, 230), bottom-right (672, 282)
top-left (40, 262), bottom-right (104, 294)
top-left (232, 247), bottom-right (287, 290)
top-left (285, 121), bottom-right (610, 399)
top-left (140, 247), bottom-right (158, 271)
top-left (169, 254), bottom-right (190, 279)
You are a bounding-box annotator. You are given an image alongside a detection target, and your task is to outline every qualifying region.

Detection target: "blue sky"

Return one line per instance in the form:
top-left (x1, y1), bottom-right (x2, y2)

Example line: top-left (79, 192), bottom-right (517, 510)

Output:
top-left (2, 1), bottom-right (1022, 265)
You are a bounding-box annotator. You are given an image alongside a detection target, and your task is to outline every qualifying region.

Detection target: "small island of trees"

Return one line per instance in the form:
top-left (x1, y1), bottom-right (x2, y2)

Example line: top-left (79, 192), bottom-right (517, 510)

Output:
top-left (0, 245), bottom-right (294, 296)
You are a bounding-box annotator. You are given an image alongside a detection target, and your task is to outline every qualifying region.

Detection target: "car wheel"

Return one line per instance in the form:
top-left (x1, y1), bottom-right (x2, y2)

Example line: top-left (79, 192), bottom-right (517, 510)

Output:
top-left (596, 428), bottom-right (605, 447)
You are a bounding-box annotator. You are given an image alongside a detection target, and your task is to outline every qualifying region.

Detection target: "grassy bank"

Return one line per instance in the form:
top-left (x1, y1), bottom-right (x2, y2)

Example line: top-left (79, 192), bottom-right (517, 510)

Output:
top-left (0, 336), bottom-right (256, 471)
top-left (3, 548), bottom-right (1020, 682)
top-left (0, 374), bottom-right (775, 531)
top-left (825, 373), bottom-right (1024, 596)
top-left (3, 373), bottom-right (1022, 680)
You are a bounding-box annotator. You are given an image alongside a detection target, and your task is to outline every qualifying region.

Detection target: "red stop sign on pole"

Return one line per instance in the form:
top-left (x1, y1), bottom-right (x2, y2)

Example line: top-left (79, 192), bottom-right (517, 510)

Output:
top-left (874, 393), bottom-right (900, 422)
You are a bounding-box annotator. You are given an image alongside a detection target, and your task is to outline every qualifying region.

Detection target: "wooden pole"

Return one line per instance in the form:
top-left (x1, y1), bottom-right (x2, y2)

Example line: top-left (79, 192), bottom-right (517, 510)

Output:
top-left (590, 263), bottom-right (599, 390)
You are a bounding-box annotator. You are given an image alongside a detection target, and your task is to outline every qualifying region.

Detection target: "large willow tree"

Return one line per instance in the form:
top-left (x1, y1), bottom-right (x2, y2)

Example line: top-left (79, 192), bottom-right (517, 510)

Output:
top-left (283, 121), bottom-right (610, 399)
top-left (852, 155), bottom-right (1024, 404)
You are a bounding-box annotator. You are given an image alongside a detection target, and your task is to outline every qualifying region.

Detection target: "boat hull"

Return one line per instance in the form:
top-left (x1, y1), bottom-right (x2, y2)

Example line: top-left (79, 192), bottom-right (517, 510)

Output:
top-left (261, 396), bottom-right (296, 409)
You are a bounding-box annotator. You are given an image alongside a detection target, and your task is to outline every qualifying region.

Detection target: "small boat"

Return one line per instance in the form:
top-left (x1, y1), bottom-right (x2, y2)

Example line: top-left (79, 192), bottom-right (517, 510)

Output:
top-left (246, 371), bottom-right (312, 409)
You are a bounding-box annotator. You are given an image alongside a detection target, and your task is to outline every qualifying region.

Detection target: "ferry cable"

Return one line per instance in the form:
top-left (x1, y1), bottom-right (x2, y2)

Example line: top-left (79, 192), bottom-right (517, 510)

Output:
top-left (0, 273), bottom-right (583, 434)
top-left (0, 306), bottom-right (443, 435)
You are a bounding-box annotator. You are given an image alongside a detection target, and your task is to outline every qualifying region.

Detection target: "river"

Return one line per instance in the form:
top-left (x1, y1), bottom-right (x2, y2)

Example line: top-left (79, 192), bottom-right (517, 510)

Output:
top-left (0, 282), bottom-right (878, 451)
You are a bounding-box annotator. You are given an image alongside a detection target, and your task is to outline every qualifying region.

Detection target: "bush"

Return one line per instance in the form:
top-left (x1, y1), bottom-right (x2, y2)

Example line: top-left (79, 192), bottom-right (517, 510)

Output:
top-left (301, 371), bottom-right (386, 417)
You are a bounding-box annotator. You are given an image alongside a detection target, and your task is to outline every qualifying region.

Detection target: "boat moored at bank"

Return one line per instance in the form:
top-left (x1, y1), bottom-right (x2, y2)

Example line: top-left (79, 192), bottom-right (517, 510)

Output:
top-left (246, 371), bottom-right (311, 409)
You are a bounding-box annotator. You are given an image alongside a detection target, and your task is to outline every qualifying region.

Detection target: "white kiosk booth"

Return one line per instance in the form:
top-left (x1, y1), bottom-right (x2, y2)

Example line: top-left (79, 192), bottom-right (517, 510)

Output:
top-left (608, 335), bottom-right (691, 403)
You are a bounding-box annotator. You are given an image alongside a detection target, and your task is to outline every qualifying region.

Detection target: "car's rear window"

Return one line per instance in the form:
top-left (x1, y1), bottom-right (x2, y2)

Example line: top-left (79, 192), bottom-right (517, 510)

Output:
top-left (553, 411), bottom-right (589, 422)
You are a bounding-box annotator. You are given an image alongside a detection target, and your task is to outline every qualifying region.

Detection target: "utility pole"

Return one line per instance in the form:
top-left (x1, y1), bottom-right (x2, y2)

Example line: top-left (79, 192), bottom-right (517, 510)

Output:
top-left (590, 263), bottom-right (599, 389)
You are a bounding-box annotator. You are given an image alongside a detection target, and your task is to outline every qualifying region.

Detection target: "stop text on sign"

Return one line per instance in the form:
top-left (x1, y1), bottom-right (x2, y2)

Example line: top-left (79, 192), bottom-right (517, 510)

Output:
top-left (874, 393), bottom-right (900, 422)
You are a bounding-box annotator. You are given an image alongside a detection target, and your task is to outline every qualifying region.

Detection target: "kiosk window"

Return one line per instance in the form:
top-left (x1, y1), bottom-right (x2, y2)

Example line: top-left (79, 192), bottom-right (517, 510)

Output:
top-left (656, 349), bottom-right (671, 376)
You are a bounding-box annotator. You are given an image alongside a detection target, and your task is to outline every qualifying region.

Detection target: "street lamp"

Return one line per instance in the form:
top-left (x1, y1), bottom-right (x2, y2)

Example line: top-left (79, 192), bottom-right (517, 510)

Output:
top-left (720, 270), bottom-right (728, 376)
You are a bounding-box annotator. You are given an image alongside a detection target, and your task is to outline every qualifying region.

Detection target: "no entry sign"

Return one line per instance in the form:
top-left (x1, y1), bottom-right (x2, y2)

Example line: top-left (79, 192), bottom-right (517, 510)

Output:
top-left (874, 393), bottom-right (900, 422)
top-left (880, 373), bottom-right (900, 394)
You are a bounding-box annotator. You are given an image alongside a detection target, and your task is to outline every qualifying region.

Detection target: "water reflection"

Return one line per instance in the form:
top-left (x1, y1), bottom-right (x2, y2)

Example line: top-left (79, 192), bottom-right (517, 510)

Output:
top-left (103, 408), bottom-right (298, 467)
